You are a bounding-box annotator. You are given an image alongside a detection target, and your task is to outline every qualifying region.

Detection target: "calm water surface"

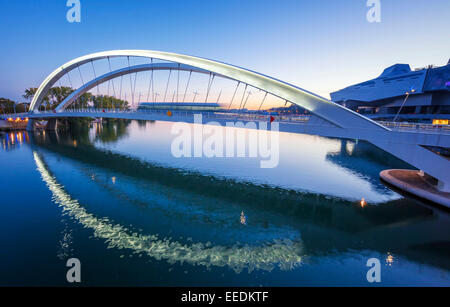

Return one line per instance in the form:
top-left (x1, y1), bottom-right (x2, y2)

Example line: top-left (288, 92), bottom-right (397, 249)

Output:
top-left (0, 120), bottom-right (449, 286)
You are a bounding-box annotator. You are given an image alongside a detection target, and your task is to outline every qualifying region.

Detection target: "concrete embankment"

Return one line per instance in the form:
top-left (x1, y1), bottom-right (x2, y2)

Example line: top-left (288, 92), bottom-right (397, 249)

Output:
top-left (0, 120), bottom-right (28, 131)
top-left (380, 169), bottom-right (450, 209)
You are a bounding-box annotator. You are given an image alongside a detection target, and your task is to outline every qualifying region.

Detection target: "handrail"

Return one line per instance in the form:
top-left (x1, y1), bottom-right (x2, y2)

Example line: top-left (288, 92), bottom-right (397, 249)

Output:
top-left (1, 109), bottom-right (449, 133)
top-left (377, 120), bottom-right (450, 132)
top-left (2, 108), bottom-right (311, 124)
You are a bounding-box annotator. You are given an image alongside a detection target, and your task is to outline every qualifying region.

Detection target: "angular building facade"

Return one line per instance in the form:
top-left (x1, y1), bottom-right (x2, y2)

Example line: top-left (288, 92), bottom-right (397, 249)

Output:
top-left (330, 61), bottom-right (450, 124)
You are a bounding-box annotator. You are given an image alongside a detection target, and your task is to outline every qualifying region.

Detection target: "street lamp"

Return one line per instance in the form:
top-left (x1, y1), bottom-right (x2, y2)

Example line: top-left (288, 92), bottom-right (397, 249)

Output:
top-left (393, 88), bottom-right (415, 122)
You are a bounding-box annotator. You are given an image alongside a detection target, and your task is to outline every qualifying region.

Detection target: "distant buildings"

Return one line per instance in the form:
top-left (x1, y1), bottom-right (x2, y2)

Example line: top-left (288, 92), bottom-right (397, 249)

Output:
top-left (330, 61), bottom-right (450, 124)
top-left (138, 102), bottom-right (222, 112)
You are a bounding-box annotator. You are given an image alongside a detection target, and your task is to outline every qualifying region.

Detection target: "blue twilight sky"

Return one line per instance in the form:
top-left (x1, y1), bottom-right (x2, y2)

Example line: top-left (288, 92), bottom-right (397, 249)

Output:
top-left (0, 0), bottom-right (449, 101)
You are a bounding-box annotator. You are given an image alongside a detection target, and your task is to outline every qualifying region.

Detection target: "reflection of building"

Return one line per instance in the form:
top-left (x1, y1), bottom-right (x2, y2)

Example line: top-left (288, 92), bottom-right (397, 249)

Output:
top-left (138, 102), bottom-right (222, 112)
top-left (325, 139), bottom-right (411, 194)
top-left (330, 61), bottom-right (450, 123)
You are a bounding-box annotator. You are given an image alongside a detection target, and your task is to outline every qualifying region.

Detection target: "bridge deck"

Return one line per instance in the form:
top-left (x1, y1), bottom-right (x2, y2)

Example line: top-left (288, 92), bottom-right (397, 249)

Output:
top-left (2, 109), bottom-right (450, 146)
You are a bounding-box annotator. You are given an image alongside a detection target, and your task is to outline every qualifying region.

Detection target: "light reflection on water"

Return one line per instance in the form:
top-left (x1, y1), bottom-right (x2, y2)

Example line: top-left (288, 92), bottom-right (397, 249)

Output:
top-left (1, 120), bottom-right (449, 286)
top-left (0, 130), bottom-right (29, 150)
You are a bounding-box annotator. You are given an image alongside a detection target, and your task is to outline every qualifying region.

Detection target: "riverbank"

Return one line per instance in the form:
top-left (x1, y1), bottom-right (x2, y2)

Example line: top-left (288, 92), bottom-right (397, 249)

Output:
top-left (0, 120), bottom-right (28, 131)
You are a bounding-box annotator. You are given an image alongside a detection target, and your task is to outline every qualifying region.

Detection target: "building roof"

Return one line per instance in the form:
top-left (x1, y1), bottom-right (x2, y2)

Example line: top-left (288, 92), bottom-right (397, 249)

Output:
top-left (423, 64), bottom-right (450, 91)
top-left (330, 63), bottom-right (450, 103)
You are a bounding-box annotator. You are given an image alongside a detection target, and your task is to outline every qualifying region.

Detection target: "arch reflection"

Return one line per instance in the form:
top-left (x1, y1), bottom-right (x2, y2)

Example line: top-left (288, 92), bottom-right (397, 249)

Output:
top-left (33, 151), bottom-right (303, 273)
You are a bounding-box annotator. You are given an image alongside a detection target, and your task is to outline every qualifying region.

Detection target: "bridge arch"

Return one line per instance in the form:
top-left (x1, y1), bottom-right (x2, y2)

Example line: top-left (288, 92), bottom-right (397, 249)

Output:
top-left (30, 50), bottom-right (388, 131)
top-left (54, 63), bottom-right (221, 112)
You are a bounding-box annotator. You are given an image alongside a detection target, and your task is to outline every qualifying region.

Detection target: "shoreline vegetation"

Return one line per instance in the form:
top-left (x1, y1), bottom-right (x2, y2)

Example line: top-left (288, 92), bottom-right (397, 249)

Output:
top-left (1, 86), bottom-right (130, 114)
top-left (1, 86), bottom-right (130, 131)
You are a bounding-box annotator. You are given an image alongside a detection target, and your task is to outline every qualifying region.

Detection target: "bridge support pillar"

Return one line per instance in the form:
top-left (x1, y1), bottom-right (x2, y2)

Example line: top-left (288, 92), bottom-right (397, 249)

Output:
top-left (46, 119), bottom-right (59, 131)
top-left (26, 119), bottom-right (35, 132)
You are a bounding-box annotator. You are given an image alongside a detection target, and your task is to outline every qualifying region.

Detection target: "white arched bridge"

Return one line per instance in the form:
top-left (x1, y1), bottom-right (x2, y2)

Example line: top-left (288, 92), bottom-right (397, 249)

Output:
top-left (2, 50), bottom-right (450, 198)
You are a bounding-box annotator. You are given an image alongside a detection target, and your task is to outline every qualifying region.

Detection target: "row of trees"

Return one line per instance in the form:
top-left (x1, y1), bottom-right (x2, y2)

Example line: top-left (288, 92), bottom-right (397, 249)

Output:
top-left (0, 97), bottom-right (28, 113)
top-left (1, 86), bottom-right (130, 114)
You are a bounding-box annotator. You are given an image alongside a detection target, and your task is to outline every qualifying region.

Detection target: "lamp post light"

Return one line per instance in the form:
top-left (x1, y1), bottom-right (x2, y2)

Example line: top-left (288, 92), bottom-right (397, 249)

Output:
top-left (393, 88), bottom-right (415, 123)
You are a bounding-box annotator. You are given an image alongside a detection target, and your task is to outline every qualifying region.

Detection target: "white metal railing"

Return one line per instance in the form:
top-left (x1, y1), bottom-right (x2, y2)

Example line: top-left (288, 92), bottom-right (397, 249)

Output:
top-left (2, 108), bottom-right (449, 133)
top-left (19, 108), bottom-right (312, 124)
top-left (0, 112), bottom-right (29, 119)
top-left (377, 120), bottom-right (450, 133)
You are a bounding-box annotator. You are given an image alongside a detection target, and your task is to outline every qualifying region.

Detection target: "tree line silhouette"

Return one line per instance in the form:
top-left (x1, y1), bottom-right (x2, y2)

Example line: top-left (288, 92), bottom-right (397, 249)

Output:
top-left (1, 87), bottom-right (129, 114)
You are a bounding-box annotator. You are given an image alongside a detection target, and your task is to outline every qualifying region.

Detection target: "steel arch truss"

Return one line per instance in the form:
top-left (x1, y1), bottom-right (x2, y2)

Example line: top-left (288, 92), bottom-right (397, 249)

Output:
top-left (29, 50), bottom-right (388, 131)
top-left (54, 63), bottom-right (219, 112)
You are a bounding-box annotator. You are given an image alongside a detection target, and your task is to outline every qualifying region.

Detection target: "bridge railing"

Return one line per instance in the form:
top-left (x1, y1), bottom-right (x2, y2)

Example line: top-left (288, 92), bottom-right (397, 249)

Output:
top-left (377, 121), bottom-right (450, 133)
top-left (0, 112), bottom-right (29, 119)
top-left (3, 109), bottom-right (449, 134)
top-left (33, 108), bottom-right (313, 124)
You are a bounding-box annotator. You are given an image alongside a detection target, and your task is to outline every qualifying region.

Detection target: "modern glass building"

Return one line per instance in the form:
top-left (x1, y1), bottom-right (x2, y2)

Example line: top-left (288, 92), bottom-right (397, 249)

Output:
top-left (330, 61), bottom-right (450, 124)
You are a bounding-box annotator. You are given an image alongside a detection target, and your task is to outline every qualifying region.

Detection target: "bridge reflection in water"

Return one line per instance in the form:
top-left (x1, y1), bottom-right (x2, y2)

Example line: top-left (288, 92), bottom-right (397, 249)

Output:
top-left (29, 125), bottom-right (450, 277)
top-left (34, 151), bottom-right (303, 273)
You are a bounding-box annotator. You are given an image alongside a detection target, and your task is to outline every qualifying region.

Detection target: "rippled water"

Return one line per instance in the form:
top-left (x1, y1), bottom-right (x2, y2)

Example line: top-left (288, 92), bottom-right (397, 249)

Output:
top-left (0, 120), bottom-right (449, 286)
